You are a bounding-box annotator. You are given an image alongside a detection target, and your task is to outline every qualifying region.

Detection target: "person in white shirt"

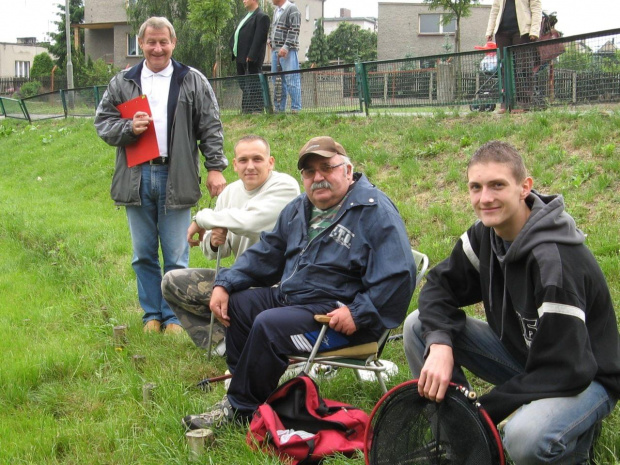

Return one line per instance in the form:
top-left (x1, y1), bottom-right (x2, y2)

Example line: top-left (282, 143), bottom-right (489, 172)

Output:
top-left (95, 17), bottom-right (227, 336)
top-left (162, 135), bottom-right (300, 349)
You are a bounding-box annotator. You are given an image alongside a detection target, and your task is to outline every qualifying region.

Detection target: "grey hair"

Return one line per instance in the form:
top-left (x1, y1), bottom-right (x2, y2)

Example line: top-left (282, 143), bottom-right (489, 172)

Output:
top-left (138, 17), bottom-right (176, 40)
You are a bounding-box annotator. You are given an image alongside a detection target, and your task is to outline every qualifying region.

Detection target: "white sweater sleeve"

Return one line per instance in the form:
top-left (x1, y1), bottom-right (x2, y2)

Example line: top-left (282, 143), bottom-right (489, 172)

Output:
top-left (195, 172), bottom-right (300, 258)
top-left (195, 172), bottom-right (299, 237)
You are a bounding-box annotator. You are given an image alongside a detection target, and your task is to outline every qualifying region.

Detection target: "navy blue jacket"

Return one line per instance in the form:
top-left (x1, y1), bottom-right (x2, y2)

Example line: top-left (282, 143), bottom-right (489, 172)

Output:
top-left (215, 174), bottom-right (416, 330)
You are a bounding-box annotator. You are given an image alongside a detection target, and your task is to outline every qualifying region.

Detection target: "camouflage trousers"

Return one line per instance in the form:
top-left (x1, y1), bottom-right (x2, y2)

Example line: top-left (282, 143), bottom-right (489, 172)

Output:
top-left (161, 268), bottom-right (226, 349)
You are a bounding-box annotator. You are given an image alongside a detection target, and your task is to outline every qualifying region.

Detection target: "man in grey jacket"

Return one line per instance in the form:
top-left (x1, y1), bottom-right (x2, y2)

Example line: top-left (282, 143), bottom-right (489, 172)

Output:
top-left (95, 17), bottom-right (227, 335)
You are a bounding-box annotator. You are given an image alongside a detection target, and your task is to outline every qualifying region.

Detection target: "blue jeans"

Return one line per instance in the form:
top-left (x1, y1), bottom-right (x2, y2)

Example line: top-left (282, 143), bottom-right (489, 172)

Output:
top-left (125, 164), bottom-right (190, 326)
top-left (403, 310), bottom-right (617, 464)
top-left (271, 49), bottom-right (301, 112)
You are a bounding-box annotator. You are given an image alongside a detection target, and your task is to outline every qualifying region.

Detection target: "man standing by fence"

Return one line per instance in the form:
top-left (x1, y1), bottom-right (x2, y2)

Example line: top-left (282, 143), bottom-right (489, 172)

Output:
top-left (95, 17), bottom-right (227, 335)
top-left (268, 0), bottom-right (302, 113)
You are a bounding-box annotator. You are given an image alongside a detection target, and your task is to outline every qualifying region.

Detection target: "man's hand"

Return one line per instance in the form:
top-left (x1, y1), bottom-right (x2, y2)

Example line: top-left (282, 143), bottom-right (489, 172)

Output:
top-left (210, 227), bottom-right (228, 248)
top-left (187, 221), bottom-right (206, 247)
top-left (277, 48), bottom-right (289, 58)
top-left (206, 170), bottom-right (226, 197)
top-left (529, 34), bottom-right (538, 41)
top-left (326, 306), bottom-right (357, 335)
top-left (132, 111), bottom-right (152, 135)
top-left (210, 286), bottom-right (231, 327)
top-left (418, 344), bottom-right (454, 403)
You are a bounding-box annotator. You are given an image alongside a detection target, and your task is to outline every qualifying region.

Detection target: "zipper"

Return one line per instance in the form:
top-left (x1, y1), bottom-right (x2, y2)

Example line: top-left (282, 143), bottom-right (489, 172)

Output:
top-left (279, 201), bottom-right (353, 295)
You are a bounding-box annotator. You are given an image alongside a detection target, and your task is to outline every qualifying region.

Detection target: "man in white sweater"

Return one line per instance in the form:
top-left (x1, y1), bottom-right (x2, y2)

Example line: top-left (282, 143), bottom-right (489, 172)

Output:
top-left (162, 135), bottom-right (300, 349)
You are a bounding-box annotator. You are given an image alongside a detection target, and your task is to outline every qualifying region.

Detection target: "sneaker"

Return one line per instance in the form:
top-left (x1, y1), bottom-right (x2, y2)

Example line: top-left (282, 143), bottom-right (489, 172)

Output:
top-left (183, 396), bottom-right (237, 430)
top-left (143, 320), bottom-right (162, 333)
top-left (164, 323), bottom-right (184, 335)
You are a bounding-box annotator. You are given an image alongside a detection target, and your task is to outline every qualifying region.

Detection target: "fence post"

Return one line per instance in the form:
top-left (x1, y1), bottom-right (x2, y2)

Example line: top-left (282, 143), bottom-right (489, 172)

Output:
top-left (60, 89), bottom-right (68, 118)
top-left (94, 86), bottom-right (101, 111)
top-left (21, 99), bottom-right (32, 123)
top-left (355, 62), bottom-right (370, 116)
top-left (258, 73), bottom-right (273, 114)
top-left (501, 48), bottom-right (515, 110)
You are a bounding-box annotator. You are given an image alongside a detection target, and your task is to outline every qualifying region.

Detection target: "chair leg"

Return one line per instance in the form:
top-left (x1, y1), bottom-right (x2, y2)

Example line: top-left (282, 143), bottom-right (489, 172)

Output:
top-left (376, 368), bottom-right (388, 394)
top-left (302, 323), bottom-right (329, 374)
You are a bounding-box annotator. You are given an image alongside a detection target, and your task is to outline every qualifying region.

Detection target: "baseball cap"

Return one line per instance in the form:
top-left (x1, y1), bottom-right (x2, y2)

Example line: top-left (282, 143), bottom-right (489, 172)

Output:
top-left (297, 136), bottom-right (347, 170)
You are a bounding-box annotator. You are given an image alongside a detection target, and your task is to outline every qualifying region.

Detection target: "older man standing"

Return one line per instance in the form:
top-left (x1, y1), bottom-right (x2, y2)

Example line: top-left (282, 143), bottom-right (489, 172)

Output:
top-left (229, 0), bottom-right (270, 113)
top-left (268, 0), bottom-right (302, 112)
top-left (95, 17), bottom-right (227, 334)
top-left (182, 136), bottom-right (416, 429)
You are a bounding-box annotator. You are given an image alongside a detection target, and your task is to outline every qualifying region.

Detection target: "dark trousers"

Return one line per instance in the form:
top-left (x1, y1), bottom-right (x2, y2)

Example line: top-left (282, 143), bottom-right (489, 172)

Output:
top-left (236, 61), bottom-right (264, 113)
top-left (225, 287), bottom-right (381, 412)
top-left (496, 32), bottom-right (534, 107)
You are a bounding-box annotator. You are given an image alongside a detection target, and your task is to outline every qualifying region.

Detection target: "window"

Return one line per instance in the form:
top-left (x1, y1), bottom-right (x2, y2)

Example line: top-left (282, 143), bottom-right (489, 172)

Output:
top-left (127, 34), bottom-right (141, 57)
top-left (15, 61), bottom-right (30, 78)
top-left (419, 14), bottom-right (456, 34)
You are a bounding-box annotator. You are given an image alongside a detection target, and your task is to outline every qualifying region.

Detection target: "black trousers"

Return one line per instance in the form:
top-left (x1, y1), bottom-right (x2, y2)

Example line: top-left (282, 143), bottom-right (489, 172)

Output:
top-left (496, 32), bottom-right (534, 107)
top-left (236, 61), bottom-right (264, 113)
top-left (225, 287), bottom-right (381, 412)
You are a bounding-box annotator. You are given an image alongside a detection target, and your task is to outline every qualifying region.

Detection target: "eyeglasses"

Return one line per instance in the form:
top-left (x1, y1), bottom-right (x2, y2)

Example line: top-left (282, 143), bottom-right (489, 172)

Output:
top-left (300, 162), bottom-right (346, 180)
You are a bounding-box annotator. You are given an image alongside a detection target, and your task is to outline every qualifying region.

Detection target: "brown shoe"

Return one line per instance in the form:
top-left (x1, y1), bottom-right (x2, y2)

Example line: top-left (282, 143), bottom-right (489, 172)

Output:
top-left (143, 320), bottom-right (162, 333)
top-left (164, 323), bottom-right (184, 335)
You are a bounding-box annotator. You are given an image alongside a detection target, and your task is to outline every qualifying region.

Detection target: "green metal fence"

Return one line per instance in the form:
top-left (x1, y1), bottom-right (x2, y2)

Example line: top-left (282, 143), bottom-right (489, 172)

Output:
top-left (504, 28), bottom-right (620, 111)
top-left (209, 62), bottom-right (363, 115)
top-left (2, 28), bottom-right (618, 123)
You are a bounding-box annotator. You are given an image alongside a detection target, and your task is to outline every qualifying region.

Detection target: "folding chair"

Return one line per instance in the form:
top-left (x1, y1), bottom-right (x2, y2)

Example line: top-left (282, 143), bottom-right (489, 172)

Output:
top-left (288, 249), bottom-right (429, 394)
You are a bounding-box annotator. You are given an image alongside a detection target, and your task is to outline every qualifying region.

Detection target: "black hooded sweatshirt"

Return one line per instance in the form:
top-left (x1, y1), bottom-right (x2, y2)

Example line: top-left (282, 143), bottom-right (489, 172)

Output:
top-left (418, 191), bottom-right (620, 423)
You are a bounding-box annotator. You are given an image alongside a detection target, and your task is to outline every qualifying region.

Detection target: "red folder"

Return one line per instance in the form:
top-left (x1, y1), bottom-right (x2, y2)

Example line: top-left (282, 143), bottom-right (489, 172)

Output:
top-left (116, 95), bottom-right (160, 167)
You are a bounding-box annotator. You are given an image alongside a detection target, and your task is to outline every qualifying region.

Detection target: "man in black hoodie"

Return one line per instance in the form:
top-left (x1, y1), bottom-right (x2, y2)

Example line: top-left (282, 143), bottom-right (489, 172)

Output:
top-left (404, 141), bottom-right (620, 464)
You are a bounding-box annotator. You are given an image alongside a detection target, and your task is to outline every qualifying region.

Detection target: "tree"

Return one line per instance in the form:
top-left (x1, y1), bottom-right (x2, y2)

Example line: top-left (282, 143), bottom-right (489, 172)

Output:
top-left (188, 0), bottom-right (233, 78)
top-left (305, 18), bottom-right (330, 68)
top-left (30, 53), bottom-right (55, 80)
top-left (423, 0), bottom-right (480, 53)
top-left (48, 0), bottom-right (84, 69)
top-left (326, 23), bottom-right (377, 65)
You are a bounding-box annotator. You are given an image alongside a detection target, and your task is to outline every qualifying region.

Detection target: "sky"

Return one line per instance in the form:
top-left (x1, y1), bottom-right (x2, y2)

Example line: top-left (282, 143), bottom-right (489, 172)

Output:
top-left (1, 0), bottom-right (618, 44)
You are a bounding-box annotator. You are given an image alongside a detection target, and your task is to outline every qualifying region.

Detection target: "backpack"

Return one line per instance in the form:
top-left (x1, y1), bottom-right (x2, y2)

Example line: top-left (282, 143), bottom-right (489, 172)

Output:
top-left (246, 375), bottom-right (369, 464)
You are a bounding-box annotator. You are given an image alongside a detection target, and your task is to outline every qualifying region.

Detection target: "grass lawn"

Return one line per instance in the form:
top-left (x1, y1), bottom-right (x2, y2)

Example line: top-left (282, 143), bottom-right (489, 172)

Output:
top-left (0, 109), bottom-right (619, 464)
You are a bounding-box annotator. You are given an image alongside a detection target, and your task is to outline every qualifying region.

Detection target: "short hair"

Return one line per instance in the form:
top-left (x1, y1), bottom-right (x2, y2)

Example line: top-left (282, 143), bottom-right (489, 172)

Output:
top-left (468, 141), bottom-right (527, 182)
top-left (138, 17), bottom-right (176, 40)
top-left (234, 135), bottom-right (271, 157)
top-left (340, 155), bottom-right (353, 171)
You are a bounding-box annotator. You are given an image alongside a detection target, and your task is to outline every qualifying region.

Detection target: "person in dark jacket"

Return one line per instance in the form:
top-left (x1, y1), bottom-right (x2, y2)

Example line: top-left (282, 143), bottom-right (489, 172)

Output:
top-left (229, 0), bottom-right (270, 113)
top-left (404, 141), bottom-right (620, 464)
top-left (95, 17), bottom-right (227, 334)
top-left (182, 136), bottom-right (416, 430)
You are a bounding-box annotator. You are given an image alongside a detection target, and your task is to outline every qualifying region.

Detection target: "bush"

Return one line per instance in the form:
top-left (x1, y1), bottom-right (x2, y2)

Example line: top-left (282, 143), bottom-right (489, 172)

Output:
top-left (18, 81), bottom-right (43, 98)
top-left (31, 53), bottom-right (55, 80)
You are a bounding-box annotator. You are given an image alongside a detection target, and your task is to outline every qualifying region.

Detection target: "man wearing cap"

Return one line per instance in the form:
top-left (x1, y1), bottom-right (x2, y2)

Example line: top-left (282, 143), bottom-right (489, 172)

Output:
top-left (182, 136), bottom-right (416, 430)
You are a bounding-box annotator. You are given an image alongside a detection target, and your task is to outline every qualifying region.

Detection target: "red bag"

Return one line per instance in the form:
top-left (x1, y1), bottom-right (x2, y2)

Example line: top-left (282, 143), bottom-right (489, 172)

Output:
top-left (247, 375), bottom-right (369, 464)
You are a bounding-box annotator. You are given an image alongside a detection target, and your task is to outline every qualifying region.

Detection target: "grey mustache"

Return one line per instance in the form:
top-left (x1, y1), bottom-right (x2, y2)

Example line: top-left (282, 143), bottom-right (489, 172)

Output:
top-left (311, 181), bottom-right (332, 191)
